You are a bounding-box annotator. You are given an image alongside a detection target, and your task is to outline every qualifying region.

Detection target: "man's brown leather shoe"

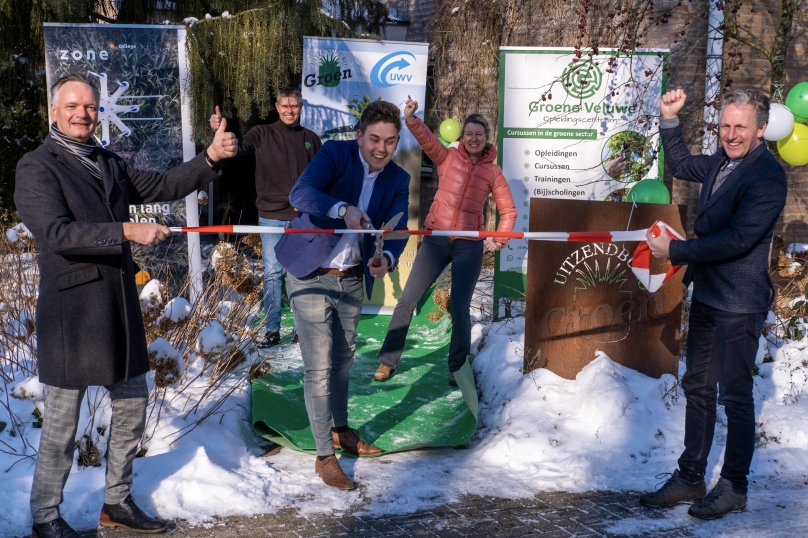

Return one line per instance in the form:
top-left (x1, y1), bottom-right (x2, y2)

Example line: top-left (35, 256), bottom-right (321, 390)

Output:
top-left (315, 455), bottom-right (355, 490)
top-left (332, 427), bottom-right (383, 456)
top-left (373, 364), bottom-right (394, 381)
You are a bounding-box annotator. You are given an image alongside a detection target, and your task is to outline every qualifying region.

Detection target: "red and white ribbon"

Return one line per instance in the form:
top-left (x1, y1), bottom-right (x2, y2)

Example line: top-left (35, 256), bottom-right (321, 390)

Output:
top-left (170, 225), bottom-right (649, 242)
top-left (170, 221), bottom-right (685, 292)
top-left (630, 221), bottom-right (685, 293)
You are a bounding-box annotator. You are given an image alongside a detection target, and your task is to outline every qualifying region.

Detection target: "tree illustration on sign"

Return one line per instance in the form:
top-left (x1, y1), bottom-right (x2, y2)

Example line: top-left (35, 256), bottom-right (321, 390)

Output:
top-left (93, 72), bottom-right (162, 146)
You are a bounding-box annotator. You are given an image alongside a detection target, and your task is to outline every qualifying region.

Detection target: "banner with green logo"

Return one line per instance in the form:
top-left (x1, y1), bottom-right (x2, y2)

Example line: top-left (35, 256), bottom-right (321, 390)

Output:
top-left (494, 47), bottom-right (668, 306)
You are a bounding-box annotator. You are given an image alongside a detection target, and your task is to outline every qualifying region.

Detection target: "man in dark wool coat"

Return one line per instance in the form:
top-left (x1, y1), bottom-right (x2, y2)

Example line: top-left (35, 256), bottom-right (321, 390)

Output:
top-left (14, 74), bottom-right (237, 537)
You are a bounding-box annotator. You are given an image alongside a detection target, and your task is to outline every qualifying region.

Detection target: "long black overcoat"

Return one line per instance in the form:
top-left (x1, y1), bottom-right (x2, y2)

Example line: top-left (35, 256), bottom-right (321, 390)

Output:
top-left (14, 135), bottom-right (217, 386)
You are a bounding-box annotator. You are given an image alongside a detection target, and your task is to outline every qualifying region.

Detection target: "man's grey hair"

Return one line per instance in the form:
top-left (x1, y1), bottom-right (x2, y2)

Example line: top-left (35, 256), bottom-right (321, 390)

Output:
top-left (276, 85), bottom-right (302, 103)
top-left (51, 73), bottom-right (100, 105)
top-left (719, 89), bottom-right (770, 129)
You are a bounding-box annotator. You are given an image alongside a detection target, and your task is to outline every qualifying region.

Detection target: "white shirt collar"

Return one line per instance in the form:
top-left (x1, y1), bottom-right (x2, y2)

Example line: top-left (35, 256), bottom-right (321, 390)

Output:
top-left (358, 148), bottom-right (383, 179)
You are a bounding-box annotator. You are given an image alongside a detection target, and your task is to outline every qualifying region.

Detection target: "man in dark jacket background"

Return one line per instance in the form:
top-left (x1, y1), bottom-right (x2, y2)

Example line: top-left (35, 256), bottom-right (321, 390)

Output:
top-left (639, 88), bottom-right (787, 519)
top-left (210, 87), bottom-right (321, 347)
top-left (14, 74), bottom-right (236, 537)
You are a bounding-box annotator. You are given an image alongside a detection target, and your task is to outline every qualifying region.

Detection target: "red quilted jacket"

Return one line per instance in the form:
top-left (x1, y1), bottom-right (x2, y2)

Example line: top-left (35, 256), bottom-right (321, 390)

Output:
top-left (407, 117), bottom-right (517, 244)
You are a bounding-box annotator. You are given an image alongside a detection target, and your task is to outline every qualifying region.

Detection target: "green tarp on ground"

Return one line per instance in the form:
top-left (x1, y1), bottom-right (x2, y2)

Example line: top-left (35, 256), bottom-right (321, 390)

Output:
top-left (251, 295), bottom-right (478, 455)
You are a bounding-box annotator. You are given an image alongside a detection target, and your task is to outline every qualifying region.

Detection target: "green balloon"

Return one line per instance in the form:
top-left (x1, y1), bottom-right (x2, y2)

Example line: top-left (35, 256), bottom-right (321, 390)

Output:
top-left (437, 135), bottom-right (450, 147)
top-left (627, 179), bottom-right (670, 204)
top-left (439, 119), bottom-right (462, 143)
top-left (786, 82), bottom-right (808, 123)
top-left (777, 123), bottom-right (808, 166)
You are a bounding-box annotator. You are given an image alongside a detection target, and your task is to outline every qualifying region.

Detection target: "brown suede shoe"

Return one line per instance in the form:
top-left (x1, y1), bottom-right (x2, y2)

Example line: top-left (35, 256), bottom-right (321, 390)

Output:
top-left (315, 455), bottom-right (355, 490)
top-left (332, 427), bottom-right (383, 457)
top-left (373, 364), bottom-right (395, 381)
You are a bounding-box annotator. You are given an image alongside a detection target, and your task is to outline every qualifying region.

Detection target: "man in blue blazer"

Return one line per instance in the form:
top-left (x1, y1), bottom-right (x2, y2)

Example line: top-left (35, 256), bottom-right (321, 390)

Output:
top-left (640, 89), bottom-right (787, 519)
top-left (275, 101), bottom-right (410, 490)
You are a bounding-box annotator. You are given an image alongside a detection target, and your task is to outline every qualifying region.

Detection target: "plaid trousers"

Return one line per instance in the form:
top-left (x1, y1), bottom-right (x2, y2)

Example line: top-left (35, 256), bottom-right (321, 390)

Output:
top-left (30, 374), bottom-right (148, 524)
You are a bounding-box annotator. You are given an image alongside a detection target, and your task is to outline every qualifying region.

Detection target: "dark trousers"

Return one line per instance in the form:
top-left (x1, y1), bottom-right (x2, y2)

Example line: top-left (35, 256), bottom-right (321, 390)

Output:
top-left (678, 299), bottom-right (766, 492)
top-left (379, 236), bottom-right (484, 373)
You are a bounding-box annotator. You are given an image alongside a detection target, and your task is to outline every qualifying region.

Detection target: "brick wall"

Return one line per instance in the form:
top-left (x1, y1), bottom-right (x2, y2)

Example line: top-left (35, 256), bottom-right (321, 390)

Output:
top-left (385, 0), bottom-right (439, 43)
top-left (723, 1), bottom-right (808, 239)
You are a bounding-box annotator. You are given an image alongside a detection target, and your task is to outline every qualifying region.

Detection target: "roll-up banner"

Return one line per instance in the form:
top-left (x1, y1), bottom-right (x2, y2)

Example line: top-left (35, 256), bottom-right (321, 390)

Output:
top-left (494, 47), bottom-right (669, 310)
top-left (300, 37), bottom-right (429, 314)
top-left (42, 23), bottom-right (204, 302)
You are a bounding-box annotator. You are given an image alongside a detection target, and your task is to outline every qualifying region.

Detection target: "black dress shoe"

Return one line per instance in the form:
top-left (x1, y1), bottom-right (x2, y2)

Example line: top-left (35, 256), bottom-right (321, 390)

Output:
top-left (99, 495), bottom-right (167, 533)
top-left (257, 330), bottom-right (281, 348)
top-left (31, 518), bottom-right (80, 538)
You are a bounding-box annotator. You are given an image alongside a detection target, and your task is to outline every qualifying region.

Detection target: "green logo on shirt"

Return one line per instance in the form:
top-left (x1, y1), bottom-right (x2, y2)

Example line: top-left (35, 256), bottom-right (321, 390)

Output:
top-left (305, 141), bottom-right (312, 150)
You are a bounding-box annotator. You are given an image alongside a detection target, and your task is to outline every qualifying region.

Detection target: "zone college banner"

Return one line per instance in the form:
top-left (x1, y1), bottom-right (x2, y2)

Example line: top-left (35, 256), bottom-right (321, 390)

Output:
top-left (42, 23), bottom-right (204, 300)
top-left (300, 37), bottom-right (429, 313)
top-left (494, 47), bottom-right (668, 303)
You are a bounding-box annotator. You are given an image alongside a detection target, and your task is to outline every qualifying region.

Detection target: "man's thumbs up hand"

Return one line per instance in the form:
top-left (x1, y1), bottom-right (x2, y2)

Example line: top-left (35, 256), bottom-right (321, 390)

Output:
top-left (209, 105), bottom-right (223, 131)
top-left (207, 116), bottom-right (237, 163)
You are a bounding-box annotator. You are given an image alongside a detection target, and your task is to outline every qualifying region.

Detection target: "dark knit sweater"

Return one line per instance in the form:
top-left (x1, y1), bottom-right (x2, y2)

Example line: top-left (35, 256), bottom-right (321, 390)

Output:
top-left (239, 121), bottom-right (321, 220)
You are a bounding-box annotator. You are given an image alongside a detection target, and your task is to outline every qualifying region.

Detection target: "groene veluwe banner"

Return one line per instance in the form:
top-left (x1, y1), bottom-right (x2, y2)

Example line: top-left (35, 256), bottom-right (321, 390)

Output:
top-left (494, 46), bottom-right (669, 304)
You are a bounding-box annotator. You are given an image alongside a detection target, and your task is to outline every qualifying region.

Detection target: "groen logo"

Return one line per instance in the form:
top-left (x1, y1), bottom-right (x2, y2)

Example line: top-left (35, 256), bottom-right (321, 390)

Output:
top-left (305, 141), bottom-right (312, 150)
top-left (561, 60), bottom-right (602, 99)
top-left (303, 51), bottom-right (353, 88)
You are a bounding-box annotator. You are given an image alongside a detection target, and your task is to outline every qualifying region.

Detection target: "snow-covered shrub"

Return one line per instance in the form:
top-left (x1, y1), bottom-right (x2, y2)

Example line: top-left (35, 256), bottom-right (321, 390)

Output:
top-left (148, 337), bottom-right (185, 388)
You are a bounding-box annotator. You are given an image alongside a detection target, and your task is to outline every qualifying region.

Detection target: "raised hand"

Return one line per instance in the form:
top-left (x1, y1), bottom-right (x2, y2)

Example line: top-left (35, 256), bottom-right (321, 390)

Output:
top-left (207, 117), bottom-right (238, 162)
top-left (660, 89), bottom-right (687, 120)
top-left (209, 105), bottom-right (223, 131)
top-left (403, 95), bottom-right (418, 123)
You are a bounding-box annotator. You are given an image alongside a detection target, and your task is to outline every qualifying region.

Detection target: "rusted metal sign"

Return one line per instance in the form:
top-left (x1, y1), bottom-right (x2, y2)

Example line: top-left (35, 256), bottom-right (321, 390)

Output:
top-left (524, 199), bottom-right (686, 379)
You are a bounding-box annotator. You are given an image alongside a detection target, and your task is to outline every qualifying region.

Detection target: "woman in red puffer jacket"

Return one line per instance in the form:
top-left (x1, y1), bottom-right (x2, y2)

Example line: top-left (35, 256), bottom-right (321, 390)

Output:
top-left (374, 96), bottom-right (517, 385)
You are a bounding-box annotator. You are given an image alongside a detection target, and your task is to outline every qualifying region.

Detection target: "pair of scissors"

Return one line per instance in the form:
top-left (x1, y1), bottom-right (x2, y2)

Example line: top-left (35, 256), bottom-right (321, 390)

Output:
top-left (362, 212), bottom-right (408, 267)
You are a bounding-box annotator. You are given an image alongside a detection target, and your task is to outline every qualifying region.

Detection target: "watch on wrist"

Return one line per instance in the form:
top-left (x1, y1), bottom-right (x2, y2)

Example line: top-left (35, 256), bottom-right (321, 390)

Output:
top-left (204, 148), bottom-right (221, 171)
top-left (338, 204), bottom-right (349, 218)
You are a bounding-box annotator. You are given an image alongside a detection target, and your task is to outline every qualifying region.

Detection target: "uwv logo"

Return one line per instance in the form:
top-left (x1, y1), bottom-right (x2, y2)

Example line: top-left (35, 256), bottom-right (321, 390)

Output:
top-left (370, 51), bottom-right (416, 88)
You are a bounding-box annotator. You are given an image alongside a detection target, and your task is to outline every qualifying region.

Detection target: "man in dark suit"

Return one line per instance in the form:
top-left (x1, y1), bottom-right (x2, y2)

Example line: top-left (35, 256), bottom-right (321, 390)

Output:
top-left (14, 74), bottom-right (236, 537)
top-left (275, 101), bottom-right (410, 490)
top-left (639, 89), bottom-right (787, 519)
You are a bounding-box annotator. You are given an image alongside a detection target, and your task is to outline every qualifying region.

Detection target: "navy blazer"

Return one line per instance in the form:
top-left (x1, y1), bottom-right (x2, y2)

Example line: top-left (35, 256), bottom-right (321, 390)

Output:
top-left (663, 124), bottom-right (787, 313)
top-left (275, 139), bottom-right (410, 298)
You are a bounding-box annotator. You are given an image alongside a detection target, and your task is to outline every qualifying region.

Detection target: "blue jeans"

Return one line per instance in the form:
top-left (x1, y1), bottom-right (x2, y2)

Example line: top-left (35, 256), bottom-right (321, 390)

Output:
top-left (287, 270), bottom-right (364, 456)
top-left (678, 300), bottom-right (766, 492)
top-left (379, 236), bottom-right (484, 373)
top-left (258, 218), bottom-right (290, 333)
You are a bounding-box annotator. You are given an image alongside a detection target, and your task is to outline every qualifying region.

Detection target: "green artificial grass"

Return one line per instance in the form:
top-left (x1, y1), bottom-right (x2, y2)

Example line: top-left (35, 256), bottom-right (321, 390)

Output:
top-left (252, 292), bottom-right (478, 455)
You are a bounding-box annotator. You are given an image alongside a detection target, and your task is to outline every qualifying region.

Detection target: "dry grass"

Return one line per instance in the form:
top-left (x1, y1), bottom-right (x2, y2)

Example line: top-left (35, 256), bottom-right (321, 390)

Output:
top-left (0, 226), bottom-right (272, 461)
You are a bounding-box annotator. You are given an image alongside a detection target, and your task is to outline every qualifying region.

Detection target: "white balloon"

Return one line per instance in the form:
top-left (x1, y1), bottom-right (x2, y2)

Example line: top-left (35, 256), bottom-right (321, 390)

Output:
top-left (449, 141), bottom-right (460, 148)
top-left (764, 103), bottom-right (795, 141)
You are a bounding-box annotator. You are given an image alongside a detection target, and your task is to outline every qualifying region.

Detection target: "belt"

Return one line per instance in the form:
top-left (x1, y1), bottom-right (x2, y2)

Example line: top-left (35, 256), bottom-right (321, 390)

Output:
top-left (316, 265), bottom-right (363, 277)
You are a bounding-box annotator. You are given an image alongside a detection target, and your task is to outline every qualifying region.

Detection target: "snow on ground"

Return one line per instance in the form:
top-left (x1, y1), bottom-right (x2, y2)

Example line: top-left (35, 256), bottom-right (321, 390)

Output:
top-left (2, 293), bottom-right (808, 535)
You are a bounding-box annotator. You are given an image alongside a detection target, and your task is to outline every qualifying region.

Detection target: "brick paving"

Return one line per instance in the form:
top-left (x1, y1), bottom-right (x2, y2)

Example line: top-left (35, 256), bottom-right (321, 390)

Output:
top-left (64, 491), bottom-right (698, 538)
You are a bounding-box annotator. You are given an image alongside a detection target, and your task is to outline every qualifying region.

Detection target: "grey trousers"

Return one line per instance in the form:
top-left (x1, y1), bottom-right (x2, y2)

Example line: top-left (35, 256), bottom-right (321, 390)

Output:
top-left (287, 270), bottom-right (363, 456)
top-left (30, 374), bottom-right (148, 524)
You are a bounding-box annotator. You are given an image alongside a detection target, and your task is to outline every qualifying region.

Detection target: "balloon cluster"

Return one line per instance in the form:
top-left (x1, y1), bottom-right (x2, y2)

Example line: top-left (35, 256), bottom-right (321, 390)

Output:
top-left (766, 82), bottom-right (808, 166)
top-left (437, 119), bottom-right (461, 147)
